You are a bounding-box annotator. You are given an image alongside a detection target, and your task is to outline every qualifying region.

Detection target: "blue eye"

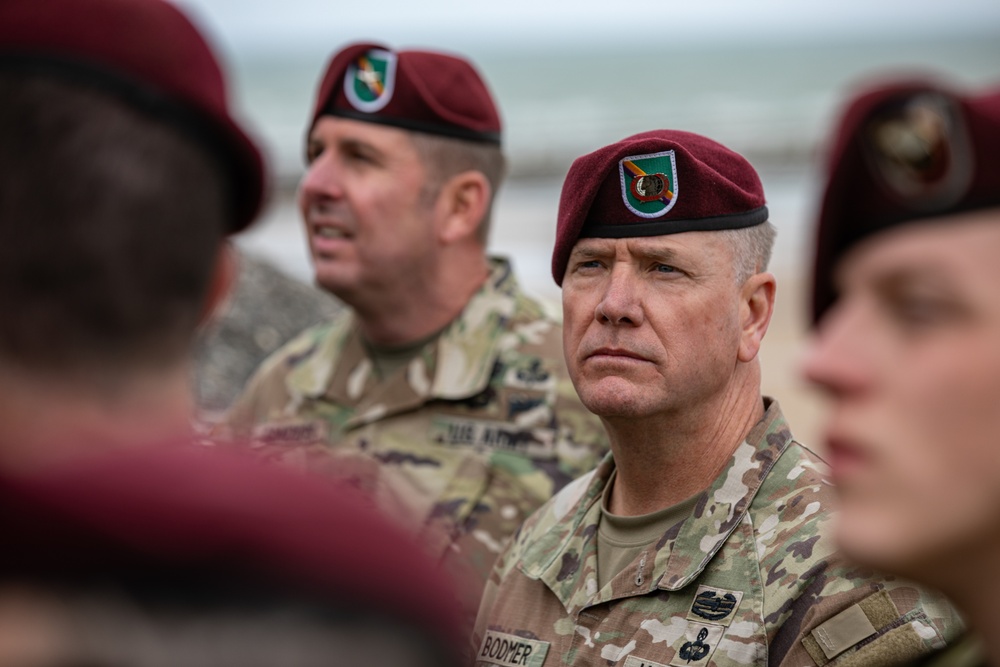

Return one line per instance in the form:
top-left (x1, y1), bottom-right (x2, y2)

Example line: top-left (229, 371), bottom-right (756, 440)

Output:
top-left (655, 264), bottom-right (677, 273)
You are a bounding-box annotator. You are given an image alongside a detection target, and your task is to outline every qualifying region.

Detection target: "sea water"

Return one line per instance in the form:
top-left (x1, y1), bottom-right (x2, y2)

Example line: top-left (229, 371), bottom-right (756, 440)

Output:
top-left (229, 32), bottom-right (1000, 303)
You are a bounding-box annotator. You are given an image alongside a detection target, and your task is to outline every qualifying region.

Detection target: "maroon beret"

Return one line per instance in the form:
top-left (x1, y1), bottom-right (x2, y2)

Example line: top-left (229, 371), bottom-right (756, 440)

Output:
top-left (0, 0), bottom-right (265, 233)
top-left (309, 41), bottom-right (502, 145)
top-left (552, 129), bottom-right (768, 284)
top-left (812, 77), bottom-right (1000, 323)
top-left (0, 445), bottom-right (464, 663)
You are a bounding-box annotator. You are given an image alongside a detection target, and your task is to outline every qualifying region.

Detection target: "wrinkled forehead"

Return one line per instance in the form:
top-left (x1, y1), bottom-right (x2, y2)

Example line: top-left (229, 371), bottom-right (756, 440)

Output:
top-left (568, 230), bottom-right (736, 267)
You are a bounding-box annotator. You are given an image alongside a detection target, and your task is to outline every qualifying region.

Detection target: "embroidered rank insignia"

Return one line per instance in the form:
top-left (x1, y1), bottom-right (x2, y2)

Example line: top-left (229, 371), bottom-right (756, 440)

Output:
top-left (685, 585), bottom-right (743, 626)
top-left (344, 48), bottom-right (397, 112)
top-left (619, 150), bottom-right (678, 218)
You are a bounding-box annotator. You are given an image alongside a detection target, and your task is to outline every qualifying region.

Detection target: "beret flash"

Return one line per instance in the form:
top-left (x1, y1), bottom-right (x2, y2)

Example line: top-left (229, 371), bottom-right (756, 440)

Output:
top-left (309, 41), bottom-right (502, 146)
top-left (0, 0), bottom-right (266, 233)
top-left (812, 77), bottom-right (1000, 323)
top-left (552, 129), bottom-right (768, 285)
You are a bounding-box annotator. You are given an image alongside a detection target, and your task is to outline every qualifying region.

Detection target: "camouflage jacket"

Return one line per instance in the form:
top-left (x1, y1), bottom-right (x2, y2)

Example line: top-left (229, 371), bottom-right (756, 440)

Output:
top-left (472, 399), bottom-right (962, 667)
top-left (907, 633), bottom-right (985, 667)
top-left (222, 257), bottom-right (609, 613)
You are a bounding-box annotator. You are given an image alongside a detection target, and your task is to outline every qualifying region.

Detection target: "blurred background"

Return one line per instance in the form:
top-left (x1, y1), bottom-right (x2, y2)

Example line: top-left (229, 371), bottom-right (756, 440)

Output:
top-left (180, 0), bottom-right (1000, 444)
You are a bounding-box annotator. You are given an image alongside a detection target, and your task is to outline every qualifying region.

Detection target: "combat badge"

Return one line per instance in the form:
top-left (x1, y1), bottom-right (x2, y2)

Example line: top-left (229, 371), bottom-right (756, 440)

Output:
top-left (344, 47), bottom-right (397, 112)
top-left (619, 150), bottom-right (678, 218)
top-left (685, 585), bottom-right (744, 627)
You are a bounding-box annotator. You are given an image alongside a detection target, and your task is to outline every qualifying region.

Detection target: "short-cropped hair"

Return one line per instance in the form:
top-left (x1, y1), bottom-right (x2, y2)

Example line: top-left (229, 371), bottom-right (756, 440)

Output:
top-left (409, 132), bottom-right (506, 244)
top-left (719, 220), bottom-right (777, 284)
top-left (0, 72), bottom-right (230, 373)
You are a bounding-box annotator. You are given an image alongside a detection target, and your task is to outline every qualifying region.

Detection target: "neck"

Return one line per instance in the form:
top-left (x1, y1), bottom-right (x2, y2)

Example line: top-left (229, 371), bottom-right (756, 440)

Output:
top-left (354, 251), bottom-right (490, 347)
top-left (605, 364), bottom-right (764, 516)
top-left (0, 362), bottom-right (196, 473)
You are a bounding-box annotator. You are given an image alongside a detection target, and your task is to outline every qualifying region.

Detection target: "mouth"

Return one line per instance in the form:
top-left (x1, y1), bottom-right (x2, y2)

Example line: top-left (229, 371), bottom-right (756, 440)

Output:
top-left (308, 220), bottom-right (354, 249)
top-left (585, 347), bottom-right (652, 363)
top-left (825, 434), bottom-right (872, 483)
top-left (314, 226), bottom-right (348, 239)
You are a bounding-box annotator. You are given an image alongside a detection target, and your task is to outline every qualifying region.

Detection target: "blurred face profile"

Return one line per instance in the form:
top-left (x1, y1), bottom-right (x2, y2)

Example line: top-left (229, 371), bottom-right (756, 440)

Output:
top-left (803, 208), bottom-right (1000, 580)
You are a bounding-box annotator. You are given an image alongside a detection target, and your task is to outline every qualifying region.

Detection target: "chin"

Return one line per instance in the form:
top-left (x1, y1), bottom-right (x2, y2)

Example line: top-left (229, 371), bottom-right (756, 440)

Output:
top-left (578, 390), bottom-right (651, 420)
top-left (835, 506), bottom-right (927, 579)
top-left (312, 267), bottom-right (357, 298)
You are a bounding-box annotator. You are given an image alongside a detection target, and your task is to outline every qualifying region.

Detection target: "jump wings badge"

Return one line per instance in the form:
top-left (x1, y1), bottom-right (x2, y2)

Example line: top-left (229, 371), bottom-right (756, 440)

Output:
top-left (344, 48), bottom-right (397, 112)
top-left (619, 150), bottom-right (678, 218)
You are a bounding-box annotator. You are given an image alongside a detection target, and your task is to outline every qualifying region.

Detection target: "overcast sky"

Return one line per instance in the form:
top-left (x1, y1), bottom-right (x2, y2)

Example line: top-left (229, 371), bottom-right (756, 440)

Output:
top-left (176, 0), bottom-right (1000, 57)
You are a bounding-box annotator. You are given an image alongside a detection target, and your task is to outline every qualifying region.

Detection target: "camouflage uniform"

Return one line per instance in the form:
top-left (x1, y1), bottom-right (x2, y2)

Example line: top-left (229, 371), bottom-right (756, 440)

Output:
top-left (906, 634), bottom-right (985, 667)
top-left (222, 257), bottom-right (609, 612)
top-left (472, 399), bottom-right (962, 667)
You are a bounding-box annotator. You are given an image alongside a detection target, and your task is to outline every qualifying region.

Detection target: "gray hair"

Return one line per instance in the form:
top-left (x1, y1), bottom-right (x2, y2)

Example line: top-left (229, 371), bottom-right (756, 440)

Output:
top-left (718, 221), bottom-right (777, 284)
top-left (408, 132), bottom-right (507, 244)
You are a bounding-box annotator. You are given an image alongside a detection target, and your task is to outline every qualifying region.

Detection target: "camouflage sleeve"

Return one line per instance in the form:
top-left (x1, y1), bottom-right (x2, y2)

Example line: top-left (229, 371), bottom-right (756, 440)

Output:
top-left (770, 543), bottom-right (964, 666)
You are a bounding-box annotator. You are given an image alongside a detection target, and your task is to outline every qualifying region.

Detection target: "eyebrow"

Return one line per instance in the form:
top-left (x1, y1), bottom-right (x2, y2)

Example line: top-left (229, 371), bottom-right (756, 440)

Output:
top-left (306, 134), bottom-right (382, 157)
top-left (337, 136), bottom-right (380, 154)
top-left (569, 240), bottom-right (685, 264)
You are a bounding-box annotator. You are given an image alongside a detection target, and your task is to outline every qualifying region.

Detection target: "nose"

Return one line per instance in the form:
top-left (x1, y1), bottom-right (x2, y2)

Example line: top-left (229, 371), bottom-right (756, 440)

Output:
top-left (595, 267), bottom-right (644, 326)
top-left (802, 301), bottom-right (872, 398)
top-left (299, 151), bottom-right (343, 205)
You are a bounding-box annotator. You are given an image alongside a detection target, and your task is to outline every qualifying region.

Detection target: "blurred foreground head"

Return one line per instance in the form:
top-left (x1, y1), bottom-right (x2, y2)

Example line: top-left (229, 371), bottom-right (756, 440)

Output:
top-left (0, 0), bottom-right (265, 468)
top-left (804, 75), bottom-right (1000, 643)
top-left (0, 0), bottom-right (264, 376)
top-left (0, 447), bottom-right (464, 667)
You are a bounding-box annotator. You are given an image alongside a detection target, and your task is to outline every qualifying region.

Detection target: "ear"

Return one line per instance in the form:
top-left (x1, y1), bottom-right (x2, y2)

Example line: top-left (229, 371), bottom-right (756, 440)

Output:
top-left (198, 241), bottom-right (239, 327)
top-left (435, 170), bottom-right (490, 245)
top-left (737, 271), bottom-right (776, 363)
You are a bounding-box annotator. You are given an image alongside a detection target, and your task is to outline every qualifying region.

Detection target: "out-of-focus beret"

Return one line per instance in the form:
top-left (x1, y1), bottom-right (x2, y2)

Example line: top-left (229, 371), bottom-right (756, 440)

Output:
top-left (309, 41), bottom-right (501, 145)
top-left (812, 77), bottom-right (1000, 322)
top-left (552, 129), bottom-right (768, 285)
top-left (0, 0), bottom-right (265, 233)
top-left (0, 445), bottom-right (465, 664)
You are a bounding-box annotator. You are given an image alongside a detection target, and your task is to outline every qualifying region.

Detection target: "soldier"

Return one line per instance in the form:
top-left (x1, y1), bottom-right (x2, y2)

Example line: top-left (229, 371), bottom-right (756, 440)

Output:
top-left (472, 129), bottom-right (962, 666)
top-left (0, 0), bottom-right (263, 470)
top-left (222, 42), bottom-right (608, 610)
top-left (804, 79), bottom-right (1000, 666)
